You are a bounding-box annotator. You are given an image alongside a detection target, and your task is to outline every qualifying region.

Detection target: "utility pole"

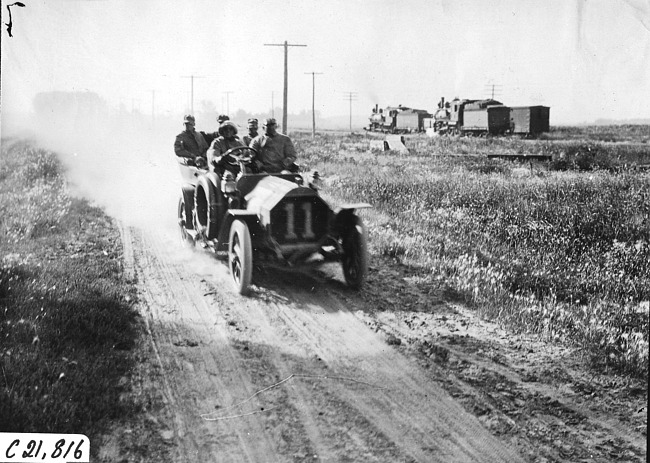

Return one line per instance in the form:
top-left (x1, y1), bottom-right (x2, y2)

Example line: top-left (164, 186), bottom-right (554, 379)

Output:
top-left (222, 91), bottom-right (234, 116)
top-left (131, 98), bottom-right (141, 124)
top-left (342, 92), bottom-right (358, 133)
top-left (264, 41), bottom-right (307, 133)
top-left (484, 83), bottom-right (503, 100)
top-left (305, 72), bottom-right (323, 137)
top-left (151, 90), bottom-right (155, 124)
top-left (271, 91), bottom-right (276, 118)
top-left (181, 75), bottom-right (205, 115)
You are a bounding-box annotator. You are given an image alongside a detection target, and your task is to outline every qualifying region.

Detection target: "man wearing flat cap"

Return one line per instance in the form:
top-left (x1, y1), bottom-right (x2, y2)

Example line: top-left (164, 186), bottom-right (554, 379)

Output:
top-left (174, 114), bottom-right (208, 167)
top-left (242, 118), bottom-right (259, 147)
top-left (249, 118), bottom-right (297, 173)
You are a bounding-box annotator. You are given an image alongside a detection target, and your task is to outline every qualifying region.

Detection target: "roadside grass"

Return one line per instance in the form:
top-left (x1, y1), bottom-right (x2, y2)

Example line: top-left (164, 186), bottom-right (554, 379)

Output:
top-left (294, 131), bottom-right (650, 377)
top-left (1, 139), bottom-right (139, 438)
top-left (542, 124), bottom-right (650, 144)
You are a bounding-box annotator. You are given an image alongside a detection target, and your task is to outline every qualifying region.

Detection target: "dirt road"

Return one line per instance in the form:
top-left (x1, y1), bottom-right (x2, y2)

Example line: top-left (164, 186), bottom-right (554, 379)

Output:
top-left (101, 222), bottom-right (646, 463)
top-left (101, 223), bottom-right (524, 462)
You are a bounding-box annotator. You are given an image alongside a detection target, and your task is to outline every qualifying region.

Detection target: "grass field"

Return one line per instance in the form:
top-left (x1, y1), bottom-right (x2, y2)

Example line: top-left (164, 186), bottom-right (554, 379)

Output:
top-left (0, 126), bottom-right (647, 445)
top-left (541, 124), bottom-right (650, 144)
top-left (294, 129), bottom-right (650, 377)
top-left (0, 139), bottom-right (139, 439)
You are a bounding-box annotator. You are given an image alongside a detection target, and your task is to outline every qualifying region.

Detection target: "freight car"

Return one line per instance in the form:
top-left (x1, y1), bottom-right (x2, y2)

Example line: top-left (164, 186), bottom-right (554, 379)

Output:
top-left (510, 106), bottom-right (550, 136)
top-left (367, 104), bottom-right (432, 133)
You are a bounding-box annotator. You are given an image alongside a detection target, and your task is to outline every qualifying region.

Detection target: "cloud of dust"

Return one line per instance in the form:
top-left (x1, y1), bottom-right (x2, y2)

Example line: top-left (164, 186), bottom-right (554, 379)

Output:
top-left (2, 100), bottom-right (248, 283)
top-left (6, 106), bottom-right (186, 239)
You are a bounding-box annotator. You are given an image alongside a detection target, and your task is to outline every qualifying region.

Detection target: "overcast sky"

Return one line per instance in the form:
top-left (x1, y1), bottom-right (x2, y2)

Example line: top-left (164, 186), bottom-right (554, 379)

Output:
top-left (1, 0), bottom-right (649, 125)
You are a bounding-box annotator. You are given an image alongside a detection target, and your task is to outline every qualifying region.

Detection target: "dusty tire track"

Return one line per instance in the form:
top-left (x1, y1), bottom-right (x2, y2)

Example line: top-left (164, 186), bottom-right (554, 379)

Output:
top-left (121, 225), bottom-right (293, 461)
top-left (118, 224), bottom-right (523, 462)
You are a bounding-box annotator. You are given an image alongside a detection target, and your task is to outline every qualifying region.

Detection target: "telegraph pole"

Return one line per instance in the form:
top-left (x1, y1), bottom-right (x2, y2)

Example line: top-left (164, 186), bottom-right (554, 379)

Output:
top-left (271, 91), bottom-right (276, 118)
top-left (181, 75), bottom-right (205, 114)
top-left (484, 83), bottom-right (503, 100)
top-left (342, 92), bottom-right (358, 133)
top-left (305, 72), bottom-right (323, 137)
top-left (222, 91), bottom-right (234, 115)
top-left (151, 90), bottom-right (155, 125)
top-left (264, 41), bottom-right (307, 133)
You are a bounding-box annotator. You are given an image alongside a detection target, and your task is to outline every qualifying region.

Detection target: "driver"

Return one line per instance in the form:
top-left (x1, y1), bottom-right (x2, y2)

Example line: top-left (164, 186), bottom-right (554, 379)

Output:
top-left (207, 121), bottom-right (245, 176)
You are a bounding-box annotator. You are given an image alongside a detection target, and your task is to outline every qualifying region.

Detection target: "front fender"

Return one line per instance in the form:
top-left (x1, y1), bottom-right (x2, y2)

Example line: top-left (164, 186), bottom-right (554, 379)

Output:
top-left (216, 210), bottom-right (263, 253)
top-left (333, 203), bottom-right (372, 236)
top-left (204, 171), bottom-right (220, 189)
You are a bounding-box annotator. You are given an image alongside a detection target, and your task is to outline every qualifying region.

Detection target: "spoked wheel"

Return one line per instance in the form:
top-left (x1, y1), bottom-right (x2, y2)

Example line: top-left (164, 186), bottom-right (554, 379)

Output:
top-left (228, 220), bottom-right (253, 295)
top-left (341, 216), bottom-right (368, 289)
top-left (178, 196), bottom-right (195, 248)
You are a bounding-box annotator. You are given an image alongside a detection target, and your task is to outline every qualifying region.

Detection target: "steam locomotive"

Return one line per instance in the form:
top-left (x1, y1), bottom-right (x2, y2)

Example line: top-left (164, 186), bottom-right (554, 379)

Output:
top-left (432, 97), bottom-right (550, 137)
top-left (367, 104), bottom-right (432, 134)
top-left (367, 98), bottom-right (550, 137)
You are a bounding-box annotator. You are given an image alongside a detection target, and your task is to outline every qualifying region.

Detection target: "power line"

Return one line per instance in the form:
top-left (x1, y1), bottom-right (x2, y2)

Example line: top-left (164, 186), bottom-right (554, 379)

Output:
top-left (342, 91), bottom-right (358, 133)
top-left (264, 41), bottom-right (307, 133)
top-left (305, 72), bottom-right (323, 137)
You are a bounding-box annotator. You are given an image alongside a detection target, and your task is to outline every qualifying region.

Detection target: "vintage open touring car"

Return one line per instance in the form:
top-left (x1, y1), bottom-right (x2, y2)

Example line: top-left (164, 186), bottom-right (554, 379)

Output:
top-left (177, 147), bottom-right (370, 295)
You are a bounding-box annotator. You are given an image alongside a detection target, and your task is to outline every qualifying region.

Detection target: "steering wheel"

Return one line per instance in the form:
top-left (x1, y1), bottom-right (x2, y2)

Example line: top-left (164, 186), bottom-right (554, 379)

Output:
top-left (223, 146), bottom-right (258, 165)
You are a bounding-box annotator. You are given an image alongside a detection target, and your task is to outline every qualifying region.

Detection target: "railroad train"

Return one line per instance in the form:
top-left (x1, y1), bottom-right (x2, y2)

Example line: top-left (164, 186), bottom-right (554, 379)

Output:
top-left (367, 98), bottom-right (550, 137)
top-left (367, 104), bottom-right (432, 134)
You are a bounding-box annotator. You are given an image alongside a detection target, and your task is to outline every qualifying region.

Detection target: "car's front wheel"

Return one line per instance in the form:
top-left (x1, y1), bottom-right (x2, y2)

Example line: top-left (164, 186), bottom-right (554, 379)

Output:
top-left (341, 216), bottom-right (368, 289)
top-left (228, 220), bottom-right (253, 295)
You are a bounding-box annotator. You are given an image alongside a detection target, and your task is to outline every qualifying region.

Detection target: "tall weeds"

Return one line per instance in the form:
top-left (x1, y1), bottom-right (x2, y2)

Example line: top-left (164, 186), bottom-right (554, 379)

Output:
top-left (295, 131), bottom-right (650, 376)
top-left (1, 139), bottom-right (138, 439)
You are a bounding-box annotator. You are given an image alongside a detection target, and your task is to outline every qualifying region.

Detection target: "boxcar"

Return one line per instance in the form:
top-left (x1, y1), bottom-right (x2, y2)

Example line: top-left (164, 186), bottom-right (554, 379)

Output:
top-left (510, 106), bottom-right (550, 135)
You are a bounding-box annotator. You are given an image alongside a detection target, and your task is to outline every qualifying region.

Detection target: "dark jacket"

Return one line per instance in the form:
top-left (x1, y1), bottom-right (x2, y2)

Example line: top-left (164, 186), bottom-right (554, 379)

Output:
top-left (200, 131), bottom-right (218, 147)
top-left (174, 129), bottom-right (208, 159)
top-left (249, 132), bottom-right (297, 173)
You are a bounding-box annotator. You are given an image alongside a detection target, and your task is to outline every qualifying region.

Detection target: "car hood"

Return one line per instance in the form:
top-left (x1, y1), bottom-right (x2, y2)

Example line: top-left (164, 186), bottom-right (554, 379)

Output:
top-left (244, 175), bottom-right (319, 225)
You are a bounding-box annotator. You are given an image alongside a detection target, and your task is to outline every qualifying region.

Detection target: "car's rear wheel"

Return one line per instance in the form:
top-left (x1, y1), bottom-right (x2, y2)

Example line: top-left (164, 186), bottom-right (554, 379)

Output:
top-left (341, 216), bottom-right (368, 289)
top-left (228, 220), bottom-right (253, 295)
top-left (178, 196), bottom-right (194, 248)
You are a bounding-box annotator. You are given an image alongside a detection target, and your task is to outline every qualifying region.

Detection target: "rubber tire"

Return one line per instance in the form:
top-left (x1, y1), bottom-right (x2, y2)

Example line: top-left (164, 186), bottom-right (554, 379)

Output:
top-left (341, 216), bottom-right (368, 289)
top-left (181, 185), bottom-right (195, 230)
top-left (228, 220), bottom-right (253, 295)
top-left (195, 176), bottom-right (223, 240)
top-left (178, 196), bottom-right (195, 248)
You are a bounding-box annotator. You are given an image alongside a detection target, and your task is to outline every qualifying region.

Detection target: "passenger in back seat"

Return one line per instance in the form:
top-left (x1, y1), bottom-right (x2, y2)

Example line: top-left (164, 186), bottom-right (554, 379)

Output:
top-left (174, 114), bottom-right (208, 168)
